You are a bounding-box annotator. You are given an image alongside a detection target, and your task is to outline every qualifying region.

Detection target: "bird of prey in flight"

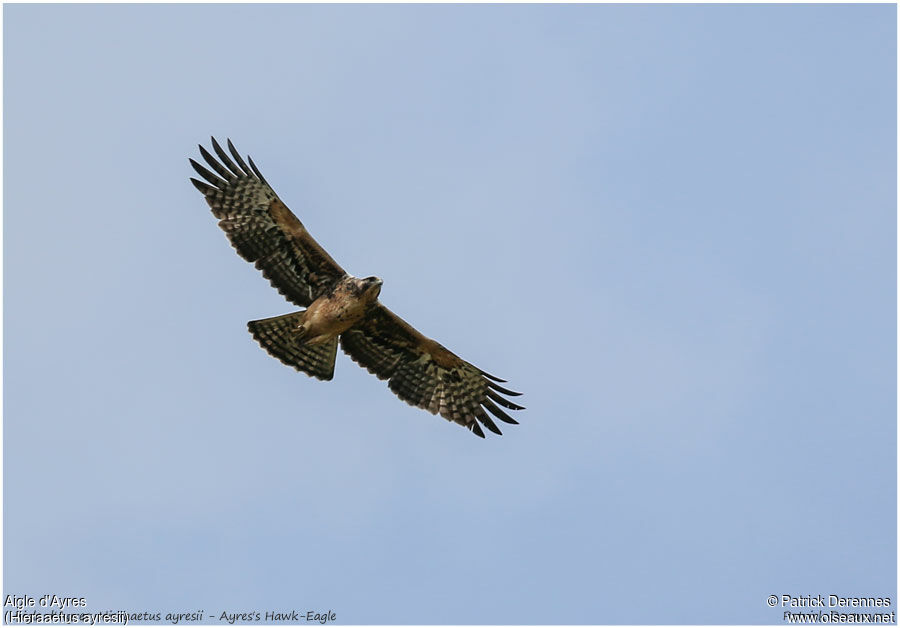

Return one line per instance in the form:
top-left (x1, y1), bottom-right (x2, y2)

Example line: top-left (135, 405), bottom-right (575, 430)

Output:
top-left (189, 138), bottom-right (523, 437)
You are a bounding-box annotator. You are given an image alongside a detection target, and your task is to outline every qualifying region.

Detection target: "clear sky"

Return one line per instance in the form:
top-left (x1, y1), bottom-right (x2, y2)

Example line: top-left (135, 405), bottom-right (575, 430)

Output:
top-left (4, 3), bottom-right (896, 625)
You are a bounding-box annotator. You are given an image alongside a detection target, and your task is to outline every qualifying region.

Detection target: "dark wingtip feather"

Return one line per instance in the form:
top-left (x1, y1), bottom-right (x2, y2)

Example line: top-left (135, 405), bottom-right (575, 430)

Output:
top-left (189, 177), bottom-right (216, 195)
top-left (479, 413), bottom-right (503, 435)
top-left (226, 138), bottom-right (252, 175)
top-left (189, 158), bottom-right (228, 187)
top-left (486, 388), bottom-right (525, 410)
top-left (210, 136), bottom-right (242, 178)
top-left (470, 422), bottom-right (486, 438)
top-left (247, 155), bottom-right (269, 186)
top-left (486, 380), bottom-right (522, 397)
top-left (479, 369), bottom-right (507, 383)
top-left (483, 398), bottom-right (518, 425)
top-left (198, 144), bottom-right (235, 181)
top-left (198, 144), bottom-right (215, 163)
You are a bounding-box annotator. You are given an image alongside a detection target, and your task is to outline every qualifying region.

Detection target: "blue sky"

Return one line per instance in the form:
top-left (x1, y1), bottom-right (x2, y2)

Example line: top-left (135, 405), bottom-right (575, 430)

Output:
top-left (4, 3), bottom-right (896, 624)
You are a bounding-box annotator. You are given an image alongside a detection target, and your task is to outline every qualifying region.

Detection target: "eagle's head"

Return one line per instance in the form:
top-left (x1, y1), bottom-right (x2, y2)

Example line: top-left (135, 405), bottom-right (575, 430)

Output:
top-left (357, 275), bottom-right (383, 301)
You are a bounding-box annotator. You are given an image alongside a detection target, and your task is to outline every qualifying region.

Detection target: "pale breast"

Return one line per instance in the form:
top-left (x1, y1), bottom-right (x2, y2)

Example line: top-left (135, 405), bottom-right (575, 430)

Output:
top-left (304, 293), bottom-right (368, 342)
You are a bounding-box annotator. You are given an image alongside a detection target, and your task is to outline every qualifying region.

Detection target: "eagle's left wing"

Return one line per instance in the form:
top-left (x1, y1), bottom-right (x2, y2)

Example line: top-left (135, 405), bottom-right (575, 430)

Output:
top-left (189, 138), bottom-right (346, 307)
top-left (340, 304), bottom-right (523, 438)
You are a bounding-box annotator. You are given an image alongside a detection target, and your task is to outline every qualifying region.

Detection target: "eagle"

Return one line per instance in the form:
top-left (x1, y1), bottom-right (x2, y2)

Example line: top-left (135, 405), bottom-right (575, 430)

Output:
top-left (189, 138), bottom-right (523, 437)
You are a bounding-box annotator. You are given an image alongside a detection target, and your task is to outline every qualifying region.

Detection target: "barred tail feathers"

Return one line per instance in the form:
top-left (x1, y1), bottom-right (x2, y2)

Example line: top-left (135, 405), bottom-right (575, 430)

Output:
top-left (247, 311), bottom-right (337, 381)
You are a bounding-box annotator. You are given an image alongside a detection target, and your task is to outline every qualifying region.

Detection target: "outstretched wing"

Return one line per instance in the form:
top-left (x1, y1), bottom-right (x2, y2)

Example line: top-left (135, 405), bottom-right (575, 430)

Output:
top-left (340, 304), bottom-right (523, 438)
top-left (190, 138), bottom-right (346, 307)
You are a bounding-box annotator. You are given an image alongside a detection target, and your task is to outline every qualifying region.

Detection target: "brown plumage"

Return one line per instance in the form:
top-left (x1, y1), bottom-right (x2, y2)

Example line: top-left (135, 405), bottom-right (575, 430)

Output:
top-left (190, 138), bottom-right (523, 438)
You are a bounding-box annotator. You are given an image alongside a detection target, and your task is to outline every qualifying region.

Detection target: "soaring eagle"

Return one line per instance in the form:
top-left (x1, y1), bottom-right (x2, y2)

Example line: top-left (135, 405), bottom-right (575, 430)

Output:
top-left (189, 138), bottom-right (523, 437)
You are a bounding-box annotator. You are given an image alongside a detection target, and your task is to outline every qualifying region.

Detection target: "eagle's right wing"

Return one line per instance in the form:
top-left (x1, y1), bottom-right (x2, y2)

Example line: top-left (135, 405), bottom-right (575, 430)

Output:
top-left (340, 304), bottom-right (523, 438)
top-left (190, 138), bottom-right (346, 307)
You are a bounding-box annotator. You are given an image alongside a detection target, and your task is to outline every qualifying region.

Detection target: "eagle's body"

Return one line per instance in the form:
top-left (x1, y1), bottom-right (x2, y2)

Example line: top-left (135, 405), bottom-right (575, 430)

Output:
top-left (300, 276), bottom-right (383, 344)
top-left (190, 138), bottom-right (522, 437)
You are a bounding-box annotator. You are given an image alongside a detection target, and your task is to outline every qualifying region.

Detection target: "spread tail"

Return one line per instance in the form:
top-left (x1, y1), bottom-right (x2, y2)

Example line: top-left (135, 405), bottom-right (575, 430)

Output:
top-left (247, 311), bottom-right (338, 381)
